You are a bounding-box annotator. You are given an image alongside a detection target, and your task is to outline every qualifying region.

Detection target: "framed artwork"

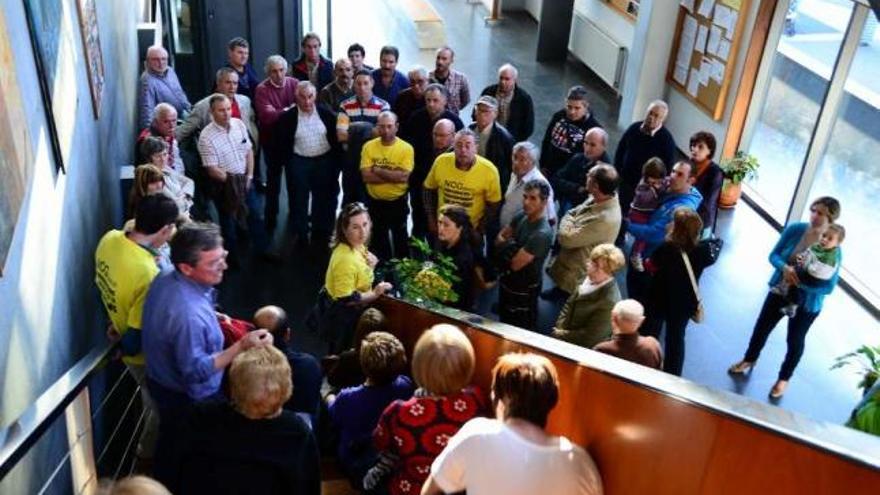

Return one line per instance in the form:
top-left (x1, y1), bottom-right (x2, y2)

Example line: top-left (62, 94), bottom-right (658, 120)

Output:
top-left (22, 0), bottom-right (79, 173)
top-left (0, 9), bottom-right (35, 275)
top-left (75, 0), bottom-right (104, 118)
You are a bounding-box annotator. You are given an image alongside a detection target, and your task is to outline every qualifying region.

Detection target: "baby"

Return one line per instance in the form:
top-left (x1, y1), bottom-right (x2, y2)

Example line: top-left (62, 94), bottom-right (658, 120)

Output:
top-left (773, 223), bottom-right (845, 317)
top-left (628, 158), bottom-right (668, 271)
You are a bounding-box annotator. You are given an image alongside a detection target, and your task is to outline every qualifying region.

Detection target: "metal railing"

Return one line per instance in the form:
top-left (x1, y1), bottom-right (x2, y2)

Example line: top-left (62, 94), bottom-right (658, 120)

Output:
top-left (0, 343), bottom-right (147, 494)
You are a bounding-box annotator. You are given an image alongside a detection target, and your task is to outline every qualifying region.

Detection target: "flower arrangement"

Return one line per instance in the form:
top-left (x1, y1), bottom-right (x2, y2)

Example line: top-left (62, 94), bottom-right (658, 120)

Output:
top-left (390, 238), bottom-right (460, 307)
top-left (720, 151), bottom-right (760, 184)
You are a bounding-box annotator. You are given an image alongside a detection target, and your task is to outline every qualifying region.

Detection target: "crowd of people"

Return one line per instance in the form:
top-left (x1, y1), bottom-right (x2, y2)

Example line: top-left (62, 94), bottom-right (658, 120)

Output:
top-left (96, 30), bottom-right (853, 493)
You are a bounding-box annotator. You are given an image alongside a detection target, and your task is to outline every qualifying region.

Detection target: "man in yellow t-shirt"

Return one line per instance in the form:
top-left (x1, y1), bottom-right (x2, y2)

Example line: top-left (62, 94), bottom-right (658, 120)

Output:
top-left (94, 194), bottom-right (178, 460)
top-left (360, 111), bottom-right (414, 262)
top-left (423, 129), bottom-right (502, 241)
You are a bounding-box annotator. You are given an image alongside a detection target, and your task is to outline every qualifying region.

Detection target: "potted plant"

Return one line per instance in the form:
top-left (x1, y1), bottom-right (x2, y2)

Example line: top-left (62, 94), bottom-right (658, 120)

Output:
top-left (831, 344), bottom-right (880, 395)
top-left (718, 151), bottom-right (760, 208)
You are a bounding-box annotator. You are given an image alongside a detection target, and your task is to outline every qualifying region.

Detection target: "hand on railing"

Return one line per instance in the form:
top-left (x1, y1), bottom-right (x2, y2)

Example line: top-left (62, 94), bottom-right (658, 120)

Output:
top-left (105, 323), bottom-right (124, 361)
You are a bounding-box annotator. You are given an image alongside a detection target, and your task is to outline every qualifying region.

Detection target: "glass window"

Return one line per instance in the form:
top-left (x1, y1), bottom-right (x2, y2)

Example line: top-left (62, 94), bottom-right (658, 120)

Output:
top-left (743, 0), bottom-right (849, 220)
top-left (805, 12), bottom-right (880, 303)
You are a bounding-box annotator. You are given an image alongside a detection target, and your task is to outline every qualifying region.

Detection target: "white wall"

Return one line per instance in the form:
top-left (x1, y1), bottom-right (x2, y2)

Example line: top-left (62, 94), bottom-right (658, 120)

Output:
top-left (574, 0), bottom-right (635, 49)
top-left (0, 0), bottom-right (139, 491)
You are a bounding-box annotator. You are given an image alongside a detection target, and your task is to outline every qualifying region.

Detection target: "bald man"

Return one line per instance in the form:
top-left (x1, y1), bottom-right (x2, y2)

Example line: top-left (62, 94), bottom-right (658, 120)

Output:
top-left (254, 305), bottom-right (322, 423)
top-left (139, 45), bottom-right (191, 129)
top-left (552, 127), bottom-right (611, 215)
top-left (613, 100), bottom-right (677, 218)
top-left (480, 64), bottom-right (535, 142)
top-left (593, 299), bottom-right (663, 370)
top-left (361, 111), bottom-right (414, 262)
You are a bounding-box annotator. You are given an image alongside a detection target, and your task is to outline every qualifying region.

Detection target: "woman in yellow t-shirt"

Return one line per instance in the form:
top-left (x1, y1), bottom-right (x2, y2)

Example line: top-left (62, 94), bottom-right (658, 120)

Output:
top-left (308, 202), bottom-right (392, 353)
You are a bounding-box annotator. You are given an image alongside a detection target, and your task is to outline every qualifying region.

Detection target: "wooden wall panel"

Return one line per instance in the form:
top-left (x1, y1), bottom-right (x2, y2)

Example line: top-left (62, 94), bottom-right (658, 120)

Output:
top-left (373, 298), bottom-right (880, 494)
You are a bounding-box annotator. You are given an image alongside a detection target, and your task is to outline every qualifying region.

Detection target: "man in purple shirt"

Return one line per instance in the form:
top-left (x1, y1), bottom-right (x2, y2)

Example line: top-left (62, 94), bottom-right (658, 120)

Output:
top-left (143, 222), bottom-right (273, 486)
top-left (255, 54), bottom-right (299, 208)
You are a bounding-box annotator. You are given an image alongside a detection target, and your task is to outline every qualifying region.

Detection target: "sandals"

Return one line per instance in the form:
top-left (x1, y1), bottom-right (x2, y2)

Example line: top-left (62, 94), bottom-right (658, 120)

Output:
top-left (769, 380), bottom-right (788, 399)
top-left (727, 360), bottom-right (754, 375)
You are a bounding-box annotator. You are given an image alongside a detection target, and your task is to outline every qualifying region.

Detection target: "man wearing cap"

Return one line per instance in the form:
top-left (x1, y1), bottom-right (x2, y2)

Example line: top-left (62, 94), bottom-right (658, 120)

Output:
top-left (468, 95), bottom-right (514, 193)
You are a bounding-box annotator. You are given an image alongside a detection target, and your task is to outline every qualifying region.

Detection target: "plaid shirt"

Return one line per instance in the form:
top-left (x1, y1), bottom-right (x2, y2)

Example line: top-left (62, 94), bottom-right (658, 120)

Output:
top-left (197, 119), bottom-right (251, 175)
top-left (430, 69), bottom-right (470, 114)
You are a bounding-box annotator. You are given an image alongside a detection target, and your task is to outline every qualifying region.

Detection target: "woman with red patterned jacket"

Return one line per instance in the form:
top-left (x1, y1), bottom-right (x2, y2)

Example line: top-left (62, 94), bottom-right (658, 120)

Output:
top-left (364, 324), bottom-right (486, 495)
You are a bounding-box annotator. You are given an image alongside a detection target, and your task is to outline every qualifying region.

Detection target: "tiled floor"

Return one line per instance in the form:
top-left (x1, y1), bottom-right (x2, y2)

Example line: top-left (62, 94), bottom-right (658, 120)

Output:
top-left (218, 0), bottom-right (878, 427)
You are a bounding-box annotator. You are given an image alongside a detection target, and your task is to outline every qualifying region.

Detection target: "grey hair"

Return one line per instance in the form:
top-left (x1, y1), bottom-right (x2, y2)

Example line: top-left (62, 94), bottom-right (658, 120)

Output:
top-left (585, 127), bottom-right (608, 145)
top-left (424, 83), bottom-right (448, 99)
top-left (215, 66), bottom-right (238, 83)
top-left (153, 102), bottom-right (177, 121)
top-left (454, 128), bottom-right (478, 142)
top-left (408, 65), bottom-right (428, 80)
top-left (512, 141), bottom-right (539, 165)
top-left (146, 45), bottom-right (167, 58)
top-left (498, 63), bottom-right (518, 79)
top-left (648, 99), bottom-right (669, 113)
top-left (208, 93), bottom-right (229, 109)
top-left (612, 299), bottom-right (644, 321)
top-left (264, 55), bottom-right (288, 74)
top-left (296, 81), bottom-right (316, 95)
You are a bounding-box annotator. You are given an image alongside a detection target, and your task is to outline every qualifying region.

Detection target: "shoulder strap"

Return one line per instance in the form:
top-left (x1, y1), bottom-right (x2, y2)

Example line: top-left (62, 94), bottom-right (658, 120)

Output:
top-left (681, 250), bottom-right (701, 303)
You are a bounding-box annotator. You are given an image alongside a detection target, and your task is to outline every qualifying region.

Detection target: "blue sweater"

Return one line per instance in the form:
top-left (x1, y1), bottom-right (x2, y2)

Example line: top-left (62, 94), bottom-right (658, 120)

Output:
top-left (628, 187), bottom-right (703, 255)
top-left (767, 222), bottom-right (841, 313)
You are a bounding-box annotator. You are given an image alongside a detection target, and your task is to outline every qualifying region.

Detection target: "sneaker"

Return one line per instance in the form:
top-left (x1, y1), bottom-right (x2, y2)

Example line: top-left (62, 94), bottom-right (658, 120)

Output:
top-left (780, 304), bottom-right (797, 318)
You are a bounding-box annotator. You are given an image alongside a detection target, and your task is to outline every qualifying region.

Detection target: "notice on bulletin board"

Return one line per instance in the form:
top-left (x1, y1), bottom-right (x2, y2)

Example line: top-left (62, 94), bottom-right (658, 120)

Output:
top-left (665, 0), bottom-right (750, 120)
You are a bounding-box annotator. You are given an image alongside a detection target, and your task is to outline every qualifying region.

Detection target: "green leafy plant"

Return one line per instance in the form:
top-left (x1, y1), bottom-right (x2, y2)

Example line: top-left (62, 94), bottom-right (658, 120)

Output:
top-left (831, 344), bottom-right (880, 393)
top-left (390, 238), bottom-right (460, 307)
top-left (720, 151), bottom-right (760, 184)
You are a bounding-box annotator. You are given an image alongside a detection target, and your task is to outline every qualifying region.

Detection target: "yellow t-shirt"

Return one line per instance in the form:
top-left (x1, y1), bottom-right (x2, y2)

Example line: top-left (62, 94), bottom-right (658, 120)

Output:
top-left (360, 137), bottom-right (414, 201)
top-left (94, 230), bottom-right (160, 365)
top-left (423, 152), bottom-right (502, 226)
top-left (325, 243), bottom-right (374, 299)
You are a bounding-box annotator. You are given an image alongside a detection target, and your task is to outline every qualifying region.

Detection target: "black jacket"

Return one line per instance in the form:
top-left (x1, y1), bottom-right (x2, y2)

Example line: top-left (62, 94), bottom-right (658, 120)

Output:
top-left (402, 108), bottom-right (464, 187)
top-left (480, 84), bottom-right (535, 142)
top-left (175, 402), bottom-right (320, 495)
top-left (552, 151), bottom-right (612, 206)
top-left (469, 121), bottom-right (515, 193)
top-left (540, 110), bottom-right (602, 177)
top-left (291, 54), bottom-right (334, 91)
top-left (272, 104), bottom-right (340, 162)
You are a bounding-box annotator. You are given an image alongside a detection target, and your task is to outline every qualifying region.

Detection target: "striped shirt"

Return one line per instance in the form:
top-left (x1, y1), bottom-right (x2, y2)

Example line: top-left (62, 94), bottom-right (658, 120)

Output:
top-left (197, 119), bottom-right (251, 175)
top-left (336, 95), bottom-right (390, 133)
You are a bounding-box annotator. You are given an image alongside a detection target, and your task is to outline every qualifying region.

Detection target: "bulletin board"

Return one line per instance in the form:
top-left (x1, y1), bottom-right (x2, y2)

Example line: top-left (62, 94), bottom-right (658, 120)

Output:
top-left (666, 0), bottom-right (750, 121)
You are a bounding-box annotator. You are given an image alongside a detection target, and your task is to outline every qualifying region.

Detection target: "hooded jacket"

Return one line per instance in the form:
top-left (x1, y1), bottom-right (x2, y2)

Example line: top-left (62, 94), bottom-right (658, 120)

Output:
top-left (628, 187), bottom-right (703, 255)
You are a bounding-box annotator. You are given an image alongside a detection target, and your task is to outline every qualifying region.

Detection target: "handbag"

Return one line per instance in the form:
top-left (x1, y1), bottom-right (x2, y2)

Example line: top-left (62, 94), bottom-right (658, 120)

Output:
top-left (681, 250), bottom-right (705, 323)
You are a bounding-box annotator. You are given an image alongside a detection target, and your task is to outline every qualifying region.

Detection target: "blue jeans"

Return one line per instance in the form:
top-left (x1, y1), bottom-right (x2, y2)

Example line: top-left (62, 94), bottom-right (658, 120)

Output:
top-left (218, 186), bottom-right (269, 255)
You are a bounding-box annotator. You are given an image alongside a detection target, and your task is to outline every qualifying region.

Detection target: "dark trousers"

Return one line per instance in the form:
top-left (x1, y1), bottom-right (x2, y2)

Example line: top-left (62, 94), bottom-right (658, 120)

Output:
top-left (743, 291), bottom-right (820, 380)
top-left (626, 267), bottom-right (652, 305)
top-left (217, 186), bottom-right (269, 255)
top-left (266, 152), bottom-right (338, 239)
top-left (642, 313), bottom-right (691, 376)
top-left (499, 276), bottom-right (542, 330)
top-left (342, 141), bottom-right (369, 206)
top-left (367, 195), bottom-right (410, 263)
top-left (409, 184), bottom-right (428, 239)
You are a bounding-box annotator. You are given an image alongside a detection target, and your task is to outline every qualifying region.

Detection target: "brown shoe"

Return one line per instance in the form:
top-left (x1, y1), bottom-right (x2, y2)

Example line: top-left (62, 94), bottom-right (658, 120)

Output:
top-left (769, 380), bottom-right (788, 399)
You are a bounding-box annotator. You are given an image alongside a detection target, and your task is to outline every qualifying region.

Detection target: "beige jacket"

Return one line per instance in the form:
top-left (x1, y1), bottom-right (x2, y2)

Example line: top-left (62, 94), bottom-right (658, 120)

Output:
top-left (177, 93), bottom-right (259, 147)
top-left (548, 196), bottom-right (622, 293)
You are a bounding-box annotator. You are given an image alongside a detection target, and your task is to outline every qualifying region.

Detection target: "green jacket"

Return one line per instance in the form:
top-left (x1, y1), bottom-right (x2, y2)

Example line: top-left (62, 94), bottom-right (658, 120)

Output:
top-left (552, 279), bottom-right (621, 348)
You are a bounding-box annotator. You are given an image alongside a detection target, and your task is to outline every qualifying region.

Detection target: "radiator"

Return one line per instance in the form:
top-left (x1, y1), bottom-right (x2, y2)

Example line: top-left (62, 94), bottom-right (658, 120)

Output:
top-left (568, 12), bottom-right (628, 93)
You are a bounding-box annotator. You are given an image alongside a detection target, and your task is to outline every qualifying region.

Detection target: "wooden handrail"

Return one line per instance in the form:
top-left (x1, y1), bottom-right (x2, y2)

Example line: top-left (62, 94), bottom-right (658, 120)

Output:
top-left (374, 297), bottom-right (880, 493)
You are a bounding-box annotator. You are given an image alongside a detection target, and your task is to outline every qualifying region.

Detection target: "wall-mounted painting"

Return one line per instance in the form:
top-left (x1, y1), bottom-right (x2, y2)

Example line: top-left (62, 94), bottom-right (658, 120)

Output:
top-left (75, 0), bottom-right (104, 118)
top-left (0, 9), bottom-right (35, 276)
top-left (22, 0), bottom-right (80, 173)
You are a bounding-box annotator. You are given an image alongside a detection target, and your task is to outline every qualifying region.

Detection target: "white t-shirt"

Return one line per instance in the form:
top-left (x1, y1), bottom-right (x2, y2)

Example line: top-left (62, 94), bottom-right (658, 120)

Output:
top-left (431, 417), bottom-right (603, 495)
